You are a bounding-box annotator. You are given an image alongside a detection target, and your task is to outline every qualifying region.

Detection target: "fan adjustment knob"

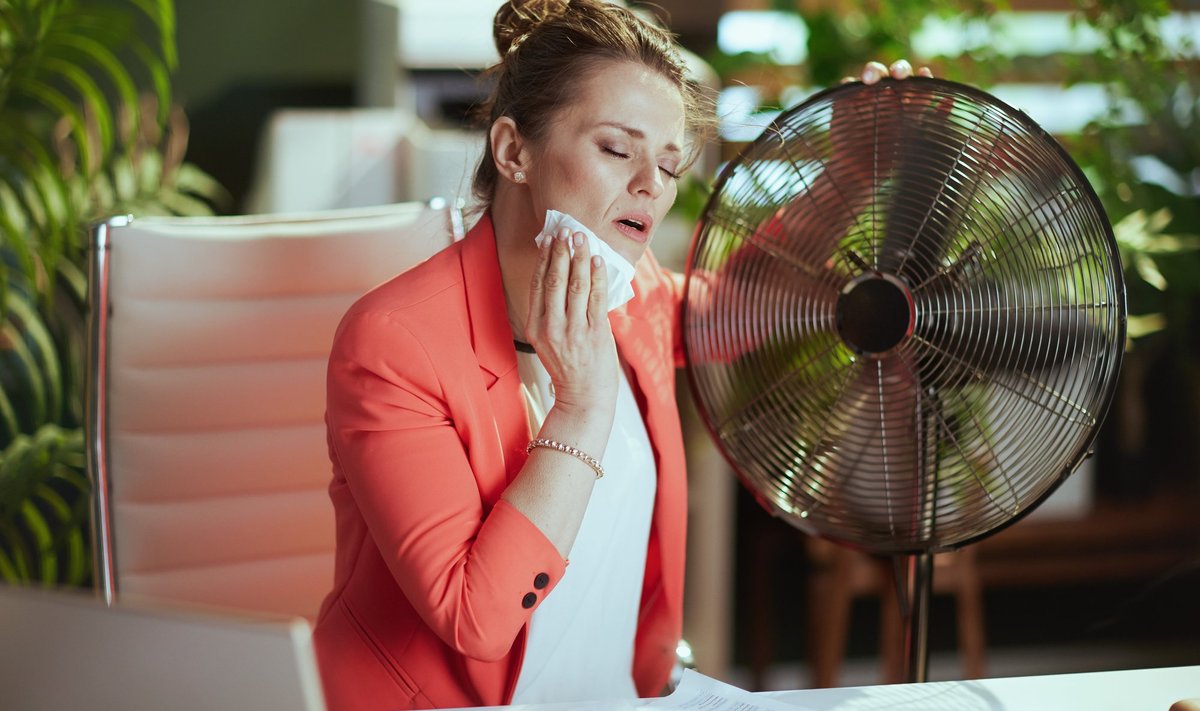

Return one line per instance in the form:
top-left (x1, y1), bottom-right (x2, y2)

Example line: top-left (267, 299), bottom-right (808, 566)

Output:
top-left (835, 272), bottom-right (915, 356)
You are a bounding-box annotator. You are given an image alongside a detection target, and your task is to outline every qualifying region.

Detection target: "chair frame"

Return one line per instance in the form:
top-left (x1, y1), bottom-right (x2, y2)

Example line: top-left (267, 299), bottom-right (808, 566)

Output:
top-left (86, 214), bottom-right (125, 605)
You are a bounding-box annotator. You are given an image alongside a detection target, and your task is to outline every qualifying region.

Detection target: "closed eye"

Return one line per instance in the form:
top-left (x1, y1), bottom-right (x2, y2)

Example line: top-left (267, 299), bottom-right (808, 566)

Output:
top-left (604, 144), bottom-right (680, 180)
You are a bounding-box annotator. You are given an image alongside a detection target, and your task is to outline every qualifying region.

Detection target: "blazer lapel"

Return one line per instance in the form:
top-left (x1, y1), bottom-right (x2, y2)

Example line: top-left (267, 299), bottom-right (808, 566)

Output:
top-left (459, 214), bottom-right (529, 496)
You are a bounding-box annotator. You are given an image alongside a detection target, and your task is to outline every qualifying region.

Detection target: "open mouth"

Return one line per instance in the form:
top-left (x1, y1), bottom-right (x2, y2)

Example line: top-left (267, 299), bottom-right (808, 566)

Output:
top-left (619, 218), bottom-right (647, 232)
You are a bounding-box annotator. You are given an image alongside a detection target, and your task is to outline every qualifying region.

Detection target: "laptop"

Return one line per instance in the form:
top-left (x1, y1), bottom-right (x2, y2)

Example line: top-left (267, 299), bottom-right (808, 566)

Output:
top-left (0, 585), bottom-right (326, 711)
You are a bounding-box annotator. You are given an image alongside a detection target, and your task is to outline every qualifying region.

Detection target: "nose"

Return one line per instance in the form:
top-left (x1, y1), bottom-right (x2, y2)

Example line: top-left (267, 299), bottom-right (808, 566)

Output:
top-left (630, 156), bottom-right (664, 199)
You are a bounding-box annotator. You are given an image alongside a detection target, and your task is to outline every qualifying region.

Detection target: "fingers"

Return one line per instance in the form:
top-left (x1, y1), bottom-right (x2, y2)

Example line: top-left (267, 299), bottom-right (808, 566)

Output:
top-left (889, 59), bottom-right (913, 79)
top-left (861, 61), bottom-right (888, 85)
top-left (538, 228), bottom-right (572, 321)
top-left (528, 227), bottom-right (555, 320)
top-left (855, 60), bottom-right (934, 85)
top-left (529, 227), bottom-right (603, 341)
top-left (565, 231), bottom-right (592, 328)
top-left (587, 254), bottom-right (607, 326)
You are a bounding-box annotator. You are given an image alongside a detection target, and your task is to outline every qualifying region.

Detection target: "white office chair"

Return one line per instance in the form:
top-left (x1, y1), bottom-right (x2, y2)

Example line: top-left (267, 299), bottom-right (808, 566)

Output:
top-left (85, 200), bottom-right (465, 620)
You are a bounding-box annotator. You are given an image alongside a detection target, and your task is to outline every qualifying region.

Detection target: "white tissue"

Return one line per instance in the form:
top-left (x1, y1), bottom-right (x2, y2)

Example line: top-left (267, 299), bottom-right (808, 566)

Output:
top-left (535, 210), bottom-right (636, 311)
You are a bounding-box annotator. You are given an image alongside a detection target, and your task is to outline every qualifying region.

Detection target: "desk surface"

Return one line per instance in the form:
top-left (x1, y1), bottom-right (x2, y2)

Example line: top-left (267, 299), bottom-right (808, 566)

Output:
top-left (770, 665), bottom-right (1200, 710)
top-left (448, 666), bottom-right (1200, 711)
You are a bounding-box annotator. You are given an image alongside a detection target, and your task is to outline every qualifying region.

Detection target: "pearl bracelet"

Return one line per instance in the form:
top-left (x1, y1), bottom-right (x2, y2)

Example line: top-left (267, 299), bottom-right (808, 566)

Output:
top-left (526, 438), bottom-right (605, 479)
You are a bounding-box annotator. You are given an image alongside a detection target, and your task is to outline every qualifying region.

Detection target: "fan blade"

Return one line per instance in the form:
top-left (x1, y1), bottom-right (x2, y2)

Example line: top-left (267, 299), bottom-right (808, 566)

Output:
top-left (701, 334), bottom-right (857, 518)
top-left (686, 219), bottom-right (843, 365)
top-left (803, 354), bottom-right (930, 542)
top-left (800, 82), bottom-right (906, 271)
top-left (877, 90), bottom-right (973, 283)
top-left (719, 81), bottom-right (911, 278)
top-left (914, 279), bottom-right (1112, 375)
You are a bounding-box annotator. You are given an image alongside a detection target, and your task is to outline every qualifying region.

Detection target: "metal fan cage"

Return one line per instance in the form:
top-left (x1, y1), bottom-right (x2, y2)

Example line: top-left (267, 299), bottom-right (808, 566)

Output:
top-left (684, 77), bottom-right (1125, 555)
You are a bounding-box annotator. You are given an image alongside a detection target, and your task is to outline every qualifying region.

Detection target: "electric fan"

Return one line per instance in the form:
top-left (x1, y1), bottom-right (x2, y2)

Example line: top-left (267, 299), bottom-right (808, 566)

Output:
top-left (682, 77), bottom-right (1125, 681)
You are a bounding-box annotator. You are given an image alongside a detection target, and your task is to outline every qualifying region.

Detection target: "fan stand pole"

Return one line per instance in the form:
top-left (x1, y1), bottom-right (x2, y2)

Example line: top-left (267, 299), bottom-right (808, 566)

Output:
top-left (900, 551), bottom-right (934, 682)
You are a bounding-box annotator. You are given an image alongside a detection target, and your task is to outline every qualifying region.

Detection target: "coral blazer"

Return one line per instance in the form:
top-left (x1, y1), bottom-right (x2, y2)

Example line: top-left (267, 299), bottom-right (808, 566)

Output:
top-left (314, 213), bottom-right (688, 710)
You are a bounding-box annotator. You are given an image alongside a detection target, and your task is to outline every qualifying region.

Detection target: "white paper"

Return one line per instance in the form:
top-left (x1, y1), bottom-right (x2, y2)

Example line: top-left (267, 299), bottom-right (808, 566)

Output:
top-left (535, 209), bottom-right (637, 311)
top-left (637, 670), bottom-right (817, 711)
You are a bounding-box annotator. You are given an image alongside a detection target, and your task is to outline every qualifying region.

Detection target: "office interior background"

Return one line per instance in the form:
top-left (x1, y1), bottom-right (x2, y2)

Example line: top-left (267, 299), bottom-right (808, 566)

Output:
top-left (2, 0), bottom-right (1199, 693)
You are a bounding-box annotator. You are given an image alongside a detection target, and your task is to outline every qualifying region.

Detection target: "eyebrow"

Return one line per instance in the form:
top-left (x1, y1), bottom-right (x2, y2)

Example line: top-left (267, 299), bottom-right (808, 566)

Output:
top-left (598, 121), bottom-right (682, 155)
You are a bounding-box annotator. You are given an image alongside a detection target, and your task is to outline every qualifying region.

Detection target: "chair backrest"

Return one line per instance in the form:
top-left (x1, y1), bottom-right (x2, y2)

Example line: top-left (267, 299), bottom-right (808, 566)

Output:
top-left (86, 201), bottom-right (464, 620)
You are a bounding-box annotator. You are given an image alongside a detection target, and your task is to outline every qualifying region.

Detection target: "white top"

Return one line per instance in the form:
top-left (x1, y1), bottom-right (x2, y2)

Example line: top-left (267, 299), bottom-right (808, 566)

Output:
top-left (510, 350), bottom-right (657, 705)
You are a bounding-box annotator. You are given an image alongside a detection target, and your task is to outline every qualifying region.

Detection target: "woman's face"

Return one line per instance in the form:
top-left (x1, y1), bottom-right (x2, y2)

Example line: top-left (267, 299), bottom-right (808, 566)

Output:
top-left (525, 60), bottom-right (687, 265)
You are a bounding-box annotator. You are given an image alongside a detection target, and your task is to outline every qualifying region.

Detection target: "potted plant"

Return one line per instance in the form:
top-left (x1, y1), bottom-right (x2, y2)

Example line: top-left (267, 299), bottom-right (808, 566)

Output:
top-left (0, 0), bottom-right (224, 586)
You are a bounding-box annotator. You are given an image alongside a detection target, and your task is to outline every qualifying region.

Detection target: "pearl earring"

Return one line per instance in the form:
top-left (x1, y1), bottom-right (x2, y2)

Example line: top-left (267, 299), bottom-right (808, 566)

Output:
top-left (514, 170), bottom-right (526, 183)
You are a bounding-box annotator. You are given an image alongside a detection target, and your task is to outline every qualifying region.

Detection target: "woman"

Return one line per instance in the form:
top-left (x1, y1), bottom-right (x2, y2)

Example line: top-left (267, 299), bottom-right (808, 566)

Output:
top-left (313, 1), bottom-right (927, 709)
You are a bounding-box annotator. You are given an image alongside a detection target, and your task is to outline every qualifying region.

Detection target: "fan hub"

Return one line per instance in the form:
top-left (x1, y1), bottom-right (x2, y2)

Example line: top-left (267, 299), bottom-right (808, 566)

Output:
top-left (836, 273), bottom-right (914, 356)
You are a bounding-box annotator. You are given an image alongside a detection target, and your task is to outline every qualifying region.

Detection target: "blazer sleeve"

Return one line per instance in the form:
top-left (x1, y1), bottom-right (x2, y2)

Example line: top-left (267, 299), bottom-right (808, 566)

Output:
top-left (326, 307), bottom-right (567, 662)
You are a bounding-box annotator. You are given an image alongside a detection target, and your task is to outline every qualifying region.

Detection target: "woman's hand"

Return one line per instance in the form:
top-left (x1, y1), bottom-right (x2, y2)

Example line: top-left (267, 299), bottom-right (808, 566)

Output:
top-left (525, 227), bottom-right (619, 416)
top-left (845, 59), bottom-right (933, 85)
top-left (507, 227), bottom-right (619, 557)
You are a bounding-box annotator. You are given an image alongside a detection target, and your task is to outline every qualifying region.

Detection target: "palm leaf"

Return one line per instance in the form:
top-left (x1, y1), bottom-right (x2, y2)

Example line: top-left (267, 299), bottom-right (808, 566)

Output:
top-left (7, 286), bottom-right (63, 423)
top-left (0, 384), bottom-right (19, 442)
top-left (130, 42), bottom-right (172, 121)
top-left (0, 519), bottom-right (32, 582)
top-left (12, 78), bottom-right (99, 179)
top-left (0, 424), bottom-right (89, 585)
top-left (0, 0), bottom-right (222, 590)
top-left (40, 56), bottom-right (115, 159)
top-left (131, 0), bottom-right (177, 69)
top-left (20, 498), bottom-right (56, 584)
top-left (0, 317), bottom-right (47, 430)
top-left (46, 33), bottom-right (141, 115)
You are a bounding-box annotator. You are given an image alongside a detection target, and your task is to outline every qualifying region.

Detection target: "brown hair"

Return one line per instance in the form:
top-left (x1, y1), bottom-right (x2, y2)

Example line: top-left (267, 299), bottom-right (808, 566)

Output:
top-left (471, 0), bottom-right (713, 205)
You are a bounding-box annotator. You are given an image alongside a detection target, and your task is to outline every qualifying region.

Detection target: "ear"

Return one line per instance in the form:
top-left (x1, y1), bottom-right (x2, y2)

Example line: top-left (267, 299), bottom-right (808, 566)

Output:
top-left (489, 116), bottom-right (532, 183)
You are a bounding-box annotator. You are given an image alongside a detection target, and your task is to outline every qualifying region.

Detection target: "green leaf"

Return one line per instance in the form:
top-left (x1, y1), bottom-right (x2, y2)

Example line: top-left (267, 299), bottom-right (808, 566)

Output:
top-left (49, 32), bottom-right (141, 117)
top-left (136, 150), bottom-right (163, 196)
top-left (0, 387), bottom-right (20, 446)
top-left (0, 520), bottom-right (31, 581)
top-left (40, 56), bottom-right (115, 158)
top-left (20, 499), bottom-right (56, 584)
top-left (111, 154), bottom-right (137, 202)
top-left (131, 43), bottom-right (172, 123)
top-left (34, 481), bottom-right (71, 521)
top-left (131, 0), bottom-right (178, 70)
top-left (12, 79), bottom-right (97, 178)
top-left (0, 316), bottom-right (47, 429)
top-left (0, 185), bottom-right (37, 283)
top-left (64, 526), bottom-right (87, 585)
top-left (5, 287), bottom-right (62, 423)
top-left (1134, 252), bottom-right (1168, 291)
top-left (0, 543), bottom-right (21, 584)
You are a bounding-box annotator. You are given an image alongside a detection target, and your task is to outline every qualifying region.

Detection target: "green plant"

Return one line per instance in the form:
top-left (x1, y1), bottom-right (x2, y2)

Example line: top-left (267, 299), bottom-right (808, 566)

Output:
top-left (0, 0), bottom-right (224, 586)
top-left (0, 424), bottom-right (88, 584)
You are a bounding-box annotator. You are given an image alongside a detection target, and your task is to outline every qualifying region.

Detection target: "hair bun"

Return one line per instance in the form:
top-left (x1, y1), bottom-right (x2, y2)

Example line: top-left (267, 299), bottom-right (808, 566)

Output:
top-left (493, 0), bottom-right (571, 56)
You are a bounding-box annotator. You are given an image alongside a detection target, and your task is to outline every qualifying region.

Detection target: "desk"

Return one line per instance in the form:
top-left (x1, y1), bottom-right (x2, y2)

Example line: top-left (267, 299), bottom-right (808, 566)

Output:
top-left (770, 665), bottom-right (1200, 710)
top-left (445, 666), bottom-right (1199, 711)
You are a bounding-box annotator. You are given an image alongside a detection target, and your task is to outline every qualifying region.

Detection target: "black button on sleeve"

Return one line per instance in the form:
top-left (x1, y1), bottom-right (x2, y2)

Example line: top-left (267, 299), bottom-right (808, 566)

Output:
top-left (533, 573), bottom-right (550, 590)
top-left (521, 592), bottom-right (537, 609)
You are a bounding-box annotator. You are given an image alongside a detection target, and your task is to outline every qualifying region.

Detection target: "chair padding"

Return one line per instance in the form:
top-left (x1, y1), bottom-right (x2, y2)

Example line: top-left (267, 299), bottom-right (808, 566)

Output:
top-left (98, 203), bottom-right (458, 620)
